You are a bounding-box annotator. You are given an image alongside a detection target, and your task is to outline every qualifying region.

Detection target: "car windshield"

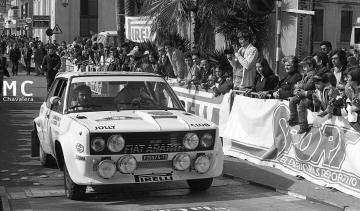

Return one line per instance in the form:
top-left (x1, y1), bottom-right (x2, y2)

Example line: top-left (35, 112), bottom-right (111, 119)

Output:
top-left (66, 76), bottom-right (183, 113)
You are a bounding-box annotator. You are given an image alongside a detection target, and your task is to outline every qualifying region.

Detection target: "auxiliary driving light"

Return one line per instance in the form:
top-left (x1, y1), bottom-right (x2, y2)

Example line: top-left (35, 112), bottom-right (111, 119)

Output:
top-left (117, 155), bottom-right (137, 173)
top-left (183, 133), bottom-right (199, 150)
top-left (97, 160), bottom-right (116, 179)
top-left (107, 134), bottom-right (125, 152)
top-left (91, 137), bottom-right (105, 152)
top-left (200, 133), bottom-right (213, 148)
top-left (173, 153), bottom-right (191, 171)
top-left (194, 155), bottom-right (211, 173)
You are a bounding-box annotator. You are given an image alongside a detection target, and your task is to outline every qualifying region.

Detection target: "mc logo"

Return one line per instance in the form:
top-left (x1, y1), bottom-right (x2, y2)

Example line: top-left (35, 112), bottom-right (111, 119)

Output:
top-left (270, 104), bottom-right (360, 170)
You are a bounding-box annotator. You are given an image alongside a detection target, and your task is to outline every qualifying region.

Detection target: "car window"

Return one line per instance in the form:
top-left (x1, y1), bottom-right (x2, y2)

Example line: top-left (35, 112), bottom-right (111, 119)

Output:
top-left (46, 79), bottom-right (60, 108)
top-left (51, 80), bottom-right (68, 113)
top-left (66, 77), bottom-right (183, 113)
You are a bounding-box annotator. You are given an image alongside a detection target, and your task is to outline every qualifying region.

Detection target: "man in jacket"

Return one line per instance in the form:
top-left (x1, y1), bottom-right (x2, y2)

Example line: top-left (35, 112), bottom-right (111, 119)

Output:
top-left (9, 43), bottom-right (21, 76)
top-left (23, 43), bottom-right (33, 75)
top-left (42, 45), bottom-right (61, 90)
top-left (164, 41), bottom-right (187, 80)
top-left (234, 31), bottom-right (258, 89)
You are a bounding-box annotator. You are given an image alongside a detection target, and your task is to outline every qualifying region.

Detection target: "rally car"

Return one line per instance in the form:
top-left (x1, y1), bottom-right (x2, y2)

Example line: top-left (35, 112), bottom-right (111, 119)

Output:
top-left (31, 72), bottom-right (223, 200)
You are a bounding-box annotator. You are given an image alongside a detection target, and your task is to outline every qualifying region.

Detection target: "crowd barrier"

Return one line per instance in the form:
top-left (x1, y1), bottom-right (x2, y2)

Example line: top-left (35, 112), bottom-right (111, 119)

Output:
top-left (65, 61), bottom-right (360, 199)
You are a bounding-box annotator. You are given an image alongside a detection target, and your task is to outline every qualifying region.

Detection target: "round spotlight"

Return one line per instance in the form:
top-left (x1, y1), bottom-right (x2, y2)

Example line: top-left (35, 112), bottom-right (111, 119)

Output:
top-left (183, 133), bottom-right (199, 150)
top-left (173, 153), bottom-right (191, 171)
top-left (194, 155), bottom-right (211, 173)
top-left (117, 155), bottom-right (137, 173)
top-left (91, 137), bottom-right (105, 152)
top-left (97, 160), bottom-right (116, 179)
top-left (107, 135), bottom-right (125, 152)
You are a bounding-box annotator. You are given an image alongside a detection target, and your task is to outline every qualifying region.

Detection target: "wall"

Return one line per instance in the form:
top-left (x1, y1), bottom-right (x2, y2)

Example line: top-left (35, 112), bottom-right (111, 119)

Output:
top-left (313, 0), bottom-right (360, 51)
top-left (53, 0), bottom-right (80, 43)
top-left (98, 0), bottom-right (116, 32)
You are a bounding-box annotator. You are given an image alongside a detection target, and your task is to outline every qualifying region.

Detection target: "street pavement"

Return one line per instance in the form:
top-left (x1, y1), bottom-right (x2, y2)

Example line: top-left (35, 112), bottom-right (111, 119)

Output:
top-left (0, 68), bottom-right (353, 210)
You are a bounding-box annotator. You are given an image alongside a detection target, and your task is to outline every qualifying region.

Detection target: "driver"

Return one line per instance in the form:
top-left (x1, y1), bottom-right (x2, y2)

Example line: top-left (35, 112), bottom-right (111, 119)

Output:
top-left (70, 84), bottom-right (92, 111)
top-left (114, 81), bottom-right (154, 110)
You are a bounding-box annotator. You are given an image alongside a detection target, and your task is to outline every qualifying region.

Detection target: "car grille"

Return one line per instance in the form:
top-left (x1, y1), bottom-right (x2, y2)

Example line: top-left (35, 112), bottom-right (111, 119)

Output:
top-left (89, 131), bottom-right (215, 155)
top-left (137, 160), bottom-right (173, 169)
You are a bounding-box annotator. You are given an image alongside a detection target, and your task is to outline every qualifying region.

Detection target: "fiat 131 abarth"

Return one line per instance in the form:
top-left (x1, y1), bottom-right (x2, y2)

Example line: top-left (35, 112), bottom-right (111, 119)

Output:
top-left (31, 72), bottom-right (223, 200)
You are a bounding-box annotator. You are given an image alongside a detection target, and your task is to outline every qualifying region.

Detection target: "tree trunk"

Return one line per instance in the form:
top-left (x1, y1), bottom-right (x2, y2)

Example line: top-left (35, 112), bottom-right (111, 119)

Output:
top-left (125, 0), bottom-right (135, 16)
top-left (116, 0), bottom-right (125, 47)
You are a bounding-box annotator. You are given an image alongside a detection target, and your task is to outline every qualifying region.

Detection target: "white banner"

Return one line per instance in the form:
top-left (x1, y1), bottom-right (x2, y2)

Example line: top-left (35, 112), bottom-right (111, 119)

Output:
top-left (221, 95), bottom-right (360, 199)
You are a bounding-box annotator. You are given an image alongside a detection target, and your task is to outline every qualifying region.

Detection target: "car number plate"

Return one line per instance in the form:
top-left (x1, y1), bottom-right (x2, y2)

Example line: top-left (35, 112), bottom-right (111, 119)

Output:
top-left (142, 154), bottom-right (168, 161)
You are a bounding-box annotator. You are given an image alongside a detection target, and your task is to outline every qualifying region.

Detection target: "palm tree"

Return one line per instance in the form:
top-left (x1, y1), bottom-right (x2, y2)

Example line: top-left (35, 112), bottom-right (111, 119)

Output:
top-left (140, 0), bottom-right (271, 51)
top-left (115, 0), bottom-right (126, 46)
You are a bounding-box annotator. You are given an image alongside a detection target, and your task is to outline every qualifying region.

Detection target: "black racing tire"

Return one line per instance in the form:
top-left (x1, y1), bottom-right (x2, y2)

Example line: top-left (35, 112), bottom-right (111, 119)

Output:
top-left (187, 178), bottom-right (213, 192)
top-left (64, 162), bottom-right (86, 200)
top-left (31, 128), bottom-right (40, 157)
top-left (39, 143), bottom-right (54, 167)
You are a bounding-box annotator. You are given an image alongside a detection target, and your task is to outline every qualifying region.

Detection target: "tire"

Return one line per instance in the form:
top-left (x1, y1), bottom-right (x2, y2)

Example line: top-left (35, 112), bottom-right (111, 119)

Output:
top-left (187, 178), bottom-right (213, 192)
top-left (31, 128), bottom-right (40, 157)
top-left (63, 162), bottom-right (86, 200)
top-left (39, 143), bottom-right (54, 167)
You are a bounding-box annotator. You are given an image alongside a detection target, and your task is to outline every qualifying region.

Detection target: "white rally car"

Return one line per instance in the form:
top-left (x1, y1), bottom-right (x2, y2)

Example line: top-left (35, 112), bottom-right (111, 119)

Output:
top-left (31, 72), bottom-right (223, 200)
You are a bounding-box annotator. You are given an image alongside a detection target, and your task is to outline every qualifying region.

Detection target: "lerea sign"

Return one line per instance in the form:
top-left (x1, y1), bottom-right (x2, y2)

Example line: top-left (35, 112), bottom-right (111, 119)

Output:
top-left (125, 16), bottom-right (154, 42)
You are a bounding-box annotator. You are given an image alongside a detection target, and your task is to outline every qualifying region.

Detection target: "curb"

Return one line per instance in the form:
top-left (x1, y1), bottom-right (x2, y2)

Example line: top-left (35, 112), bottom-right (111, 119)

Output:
top-left (223, 173), bottom-right (345, 210)
top-left (0, 186), bottom-right (11, 211)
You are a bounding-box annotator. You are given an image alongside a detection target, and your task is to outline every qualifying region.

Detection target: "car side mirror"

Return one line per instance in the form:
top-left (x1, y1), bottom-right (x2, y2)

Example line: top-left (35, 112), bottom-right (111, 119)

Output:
top-left (50, 96), bottom-right (61, 107)
top-left (180, 100), bottom-right (185, 107)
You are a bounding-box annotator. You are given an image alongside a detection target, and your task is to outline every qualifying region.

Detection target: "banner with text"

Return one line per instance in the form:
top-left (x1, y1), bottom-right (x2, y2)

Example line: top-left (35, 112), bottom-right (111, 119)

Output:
top-left (171, 83), bottom-right (224, 124)
top-left (125, 16), bottom-right (154, 42)
top-left (222, 95), bottom-right (360, 199)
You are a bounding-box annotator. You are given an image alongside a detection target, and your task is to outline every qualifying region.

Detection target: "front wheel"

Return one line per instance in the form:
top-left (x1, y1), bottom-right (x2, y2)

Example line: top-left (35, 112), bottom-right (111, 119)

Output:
top-left (39, 144), bottom-right (54, 167)
top-left (187, 178), bottom-right (213, 192)
top-left (64, 162), bottom-right (86, 200)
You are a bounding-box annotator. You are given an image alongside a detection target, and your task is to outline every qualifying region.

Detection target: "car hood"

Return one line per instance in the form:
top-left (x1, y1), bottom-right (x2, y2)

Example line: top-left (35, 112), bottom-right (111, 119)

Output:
top-left (69, 110), bottom-right (216, 133)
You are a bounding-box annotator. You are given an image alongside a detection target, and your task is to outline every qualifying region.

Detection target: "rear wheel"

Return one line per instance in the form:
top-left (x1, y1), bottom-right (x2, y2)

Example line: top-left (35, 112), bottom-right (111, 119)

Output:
top-left (187, 178), bottom-right (213, 191)
top-left (64, 162), bottom-right (86, 200)
top-left (31, 128), bottom-right (39, 157)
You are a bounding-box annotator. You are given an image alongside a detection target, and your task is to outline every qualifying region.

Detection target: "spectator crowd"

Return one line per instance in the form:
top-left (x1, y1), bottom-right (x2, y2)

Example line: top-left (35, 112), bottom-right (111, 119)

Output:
top-left (1, 32), bottom-right (360, 134)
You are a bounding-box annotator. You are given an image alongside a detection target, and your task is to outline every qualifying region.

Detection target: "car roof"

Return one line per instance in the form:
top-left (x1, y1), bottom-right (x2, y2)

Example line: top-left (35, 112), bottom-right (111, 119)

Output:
top-left (98, 31), bottom-right (118, 36)
top-left (56, 71), bottom-right (162, 79)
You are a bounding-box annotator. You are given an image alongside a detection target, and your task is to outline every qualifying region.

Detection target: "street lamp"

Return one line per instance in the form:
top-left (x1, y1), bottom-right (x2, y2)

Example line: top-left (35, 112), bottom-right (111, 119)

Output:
top-left (61, 0), bottom-right (69, 7)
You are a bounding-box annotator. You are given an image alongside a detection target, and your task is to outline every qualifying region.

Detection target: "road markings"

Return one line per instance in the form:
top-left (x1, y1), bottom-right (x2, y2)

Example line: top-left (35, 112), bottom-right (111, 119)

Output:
top-left (25, 188), bottom-right (65, 198)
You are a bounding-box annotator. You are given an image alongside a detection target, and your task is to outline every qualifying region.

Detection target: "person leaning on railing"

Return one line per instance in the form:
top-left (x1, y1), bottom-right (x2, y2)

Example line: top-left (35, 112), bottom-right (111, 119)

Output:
top-left (265, 56), bottom-right (302, 99)
top-left (211, 64), bottom-right (233, 97)
top-left (246, 57), bottom-right (279, 97)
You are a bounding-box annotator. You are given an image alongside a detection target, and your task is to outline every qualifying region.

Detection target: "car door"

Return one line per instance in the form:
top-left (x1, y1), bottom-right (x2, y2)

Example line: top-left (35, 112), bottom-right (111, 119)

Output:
top-left (38, 79), bottom-right (60, 148)
top-left (43, 79), bottom-right (67, 156)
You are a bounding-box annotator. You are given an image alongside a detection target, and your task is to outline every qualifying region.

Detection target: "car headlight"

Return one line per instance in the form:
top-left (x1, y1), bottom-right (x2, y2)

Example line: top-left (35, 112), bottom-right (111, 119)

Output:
top-left (200, 133), bottom-right (213, 148)
top-left (107, 135), bottom-right (125, 152)
top-left (117, 155), bottom-right (137, 173)
top-left (183, 133), bottom-right (199, 150)
top-left (91, 137), bottom-right (105, 152)
top-left (97, 160), bottom-right (116, 179)
top-left (194, 155), bottom-right (211, 173)
top-left (173, 153), bottom-right (191, 171)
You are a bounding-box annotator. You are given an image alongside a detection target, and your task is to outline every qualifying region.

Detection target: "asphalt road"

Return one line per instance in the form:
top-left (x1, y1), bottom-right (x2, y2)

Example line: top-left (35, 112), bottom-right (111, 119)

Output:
top-left (0, 72), bottom-right (341, 211)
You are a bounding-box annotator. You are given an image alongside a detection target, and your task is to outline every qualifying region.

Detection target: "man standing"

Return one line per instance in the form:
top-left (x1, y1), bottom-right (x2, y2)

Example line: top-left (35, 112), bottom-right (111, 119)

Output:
top-left (23, 42), bottom-right (33, 75)
top-left (320, 41), bottom-right (333, 68)
top-left (164, 41), bottom-right (187, 80)
top-left (234, 31), bottom-right (258, 89)
top-left (9, 43), bottom-right (21, 76)
top-left (42, 45), bottom-right (61, 90)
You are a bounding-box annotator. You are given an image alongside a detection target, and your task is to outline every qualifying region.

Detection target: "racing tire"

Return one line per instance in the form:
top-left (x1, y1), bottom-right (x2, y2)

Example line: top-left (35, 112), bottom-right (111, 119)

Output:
top-left (39, 144), bottom-right (54, 167)
top-left (31, 128), bottom-right (40, 157)
top-left (64, 162), bottom-right (86, 200)
top-left (187, 178), bottom-right (213, 192)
